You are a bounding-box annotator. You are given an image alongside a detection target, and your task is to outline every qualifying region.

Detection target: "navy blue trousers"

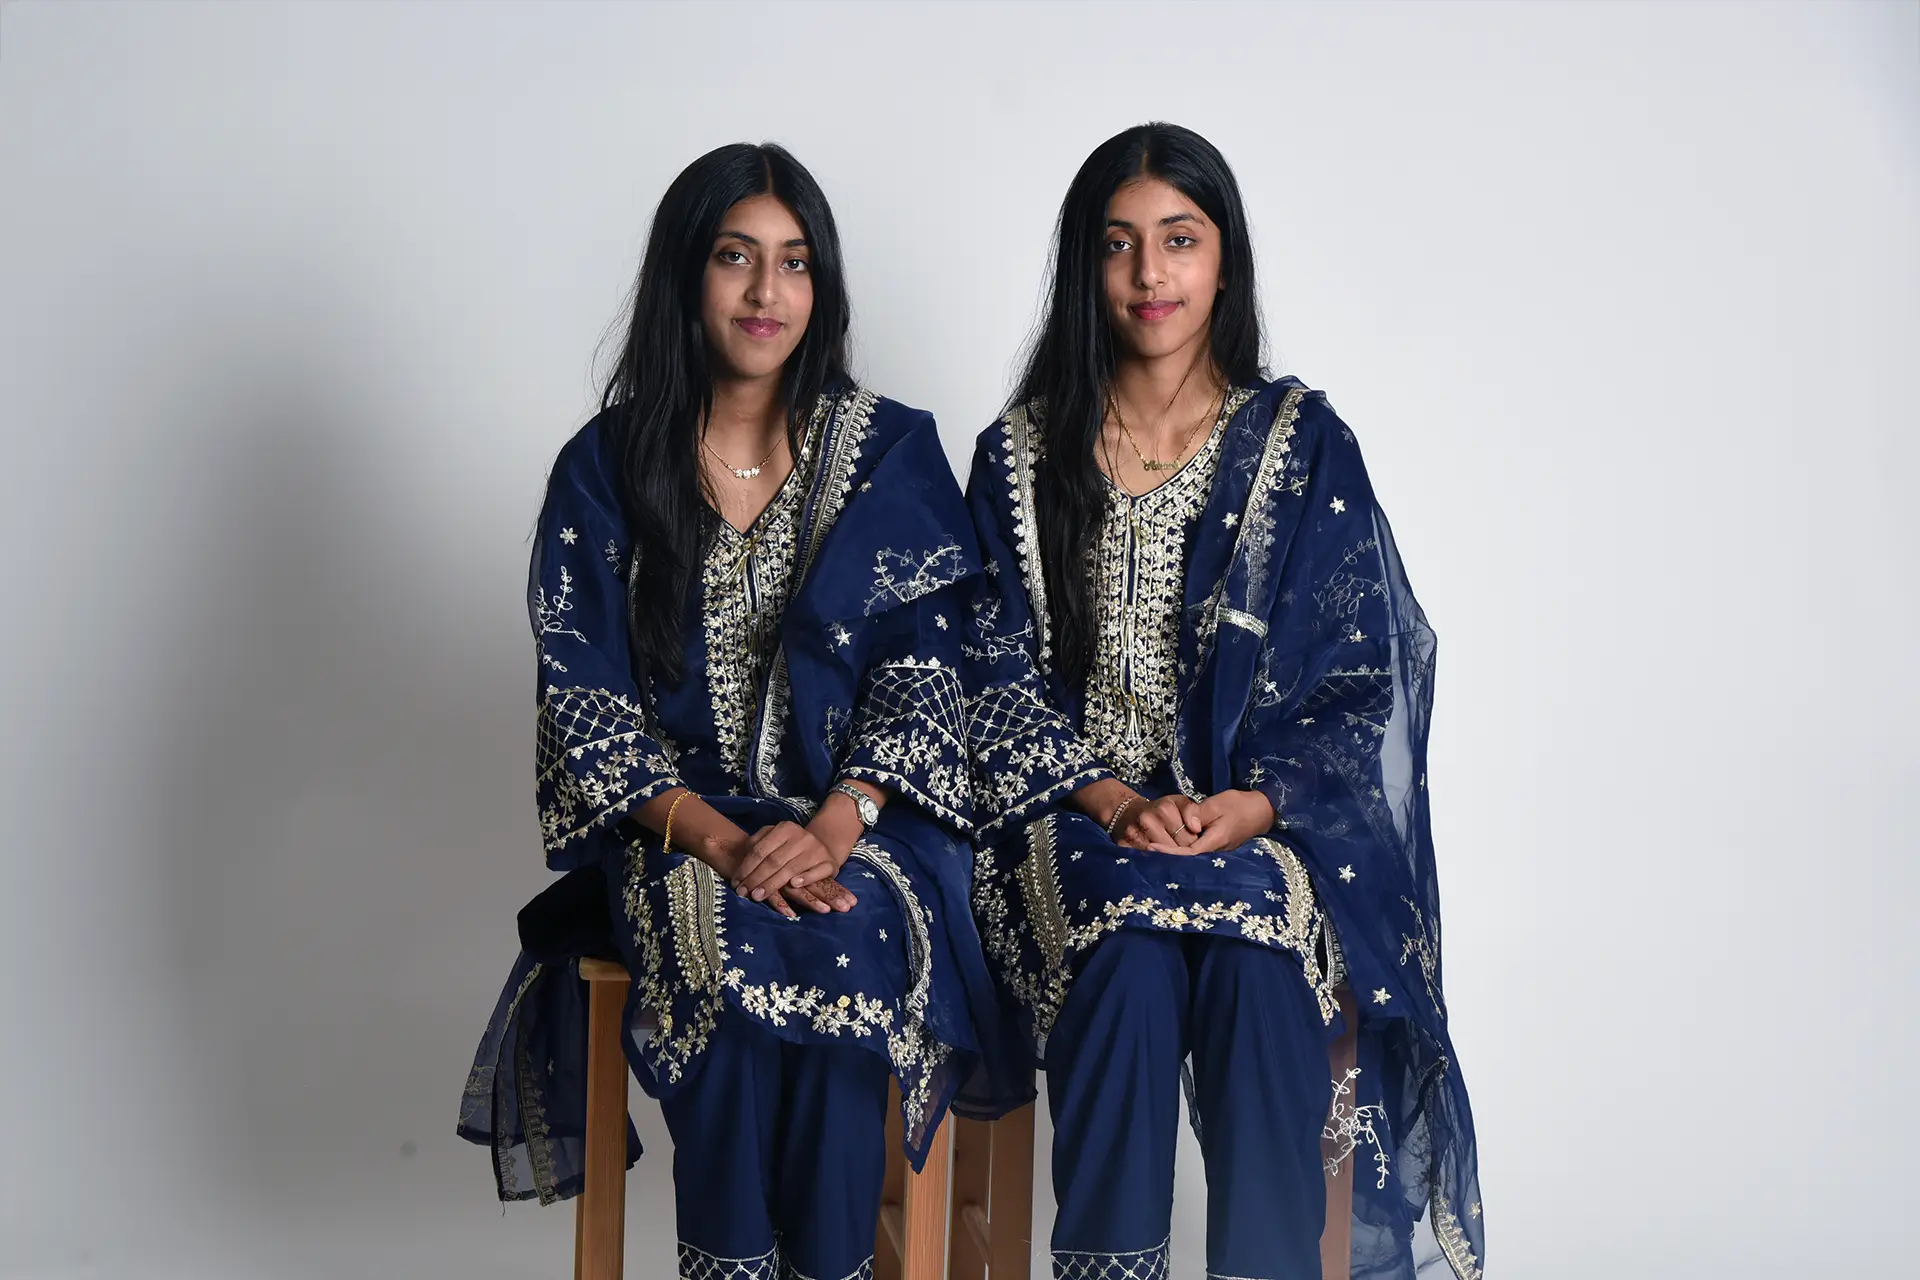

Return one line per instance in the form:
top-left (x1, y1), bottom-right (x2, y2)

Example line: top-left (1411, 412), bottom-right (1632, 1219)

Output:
top-left (658, 1012), bottom-right (890, 1280)
top-left (1045, 932), bottom-right (1329, 1280)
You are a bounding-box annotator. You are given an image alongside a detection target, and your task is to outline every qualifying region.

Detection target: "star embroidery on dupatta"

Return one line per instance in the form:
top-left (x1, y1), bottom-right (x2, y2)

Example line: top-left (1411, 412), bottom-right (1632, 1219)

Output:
top-left (836, 954), bottom-right (850, 968)
top-left (1070, 851), bottom-right (1083, 861)
top-left (985, 561), bottom-right (999, 576)
top-left (1339, 865), bottom-right (1356, 883)
top-left (559, 527), bottom-right (579, 544)
top-left (1372, 988), bottom-right (1392, 1005)
top-left (1166, 882), bottom-right (1180, 891)
top-left (831, 624), bottom-right (853, 648)
top-left (877, 929), bottom-right (888, 942)
top-left (1212, 857), bottom-right (1226, 867)
top-left (1223, 512), bottom-right (1239, 527)
top-left (1469, 1202), bottom-right (1482, 1219)
top-left (1114, 857), bottom-right (1130, 864)
top-left (1330, 498), bottom-right (1346, 514)
top-left (935, 614), bottom-right (949, 630)
top-left (1348, 627), bottom-right (1367, 643)
top-left (741, 943), bottom-right (755, 954)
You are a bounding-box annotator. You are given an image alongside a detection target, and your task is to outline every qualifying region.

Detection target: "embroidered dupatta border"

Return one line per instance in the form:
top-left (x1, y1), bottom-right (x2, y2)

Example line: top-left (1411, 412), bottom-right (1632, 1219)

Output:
top-left (751, 388), bottom-right (878, 809)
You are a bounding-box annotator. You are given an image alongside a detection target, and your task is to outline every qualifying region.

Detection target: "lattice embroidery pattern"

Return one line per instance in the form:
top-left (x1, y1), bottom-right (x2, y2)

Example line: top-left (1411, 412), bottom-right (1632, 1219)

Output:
top-left (784, 1258), bottom-right (874, 1280)
top-left (677, 1241), bottom-right (779, 1280)
top-left (964, 682), bottom-right (1107, 833)
top-left (1052, 1239), bottom-right (1170, 1280)
top-left (537, 686), bottom-right (678, 854)
top-left (841, 658), bottom-right (970, 828)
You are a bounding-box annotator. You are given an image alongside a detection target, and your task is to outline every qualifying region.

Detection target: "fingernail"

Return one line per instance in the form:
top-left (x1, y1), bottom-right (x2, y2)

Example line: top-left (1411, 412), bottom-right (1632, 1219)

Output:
top-left (752, 889), bottom-right (765, 901)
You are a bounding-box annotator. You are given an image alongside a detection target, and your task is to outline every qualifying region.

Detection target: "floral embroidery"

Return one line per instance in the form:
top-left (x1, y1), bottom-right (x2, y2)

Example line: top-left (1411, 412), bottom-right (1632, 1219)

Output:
top-left (701, 460), bottom-right (810, 782)
top-left (864, 541), bottom-right (968, 614)
top-left (1323, 1066), bottom-right (1391, 1190)
top-left (536, 686), bottom-right (679, 858)
top-left (534, 565), bottom-right (588, 672)
top-left (840, 657), bottom-right (971, 830)
top-left (1081, 389), bottom-right (1249, 786)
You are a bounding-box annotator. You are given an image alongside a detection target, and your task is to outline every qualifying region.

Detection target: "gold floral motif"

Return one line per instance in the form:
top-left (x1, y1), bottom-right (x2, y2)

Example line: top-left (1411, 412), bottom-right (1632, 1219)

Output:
top-left (1081, 389), bottom-right (1250, 786)
top-left (537, 686), bottom-right (680, 858)
top-left (986, 816), bottom-right (1337, 1050)
top-left (701, 450), bottom-right (812, 783)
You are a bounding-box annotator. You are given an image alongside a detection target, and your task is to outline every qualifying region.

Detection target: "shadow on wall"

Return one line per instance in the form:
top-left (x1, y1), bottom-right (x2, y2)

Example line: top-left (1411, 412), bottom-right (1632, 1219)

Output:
top-left (140, 346), bottom-right (588, 1267)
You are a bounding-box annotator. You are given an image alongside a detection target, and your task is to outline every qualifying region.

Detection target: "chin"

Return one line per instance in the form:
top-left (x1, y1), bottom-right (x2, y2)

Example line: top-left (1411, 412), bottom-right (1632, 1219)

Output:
top-left (717, 344), bottom-right (793, 382)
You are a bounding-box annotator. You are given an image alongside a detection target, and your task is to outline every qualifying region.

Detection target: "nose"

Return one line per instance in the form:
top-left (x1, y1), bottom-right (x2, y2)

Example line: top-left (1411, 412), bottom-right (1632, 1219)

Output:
top-left (745, 254), bottom-right (779, 309)
top-left (1135, 239), bottom-right (1167, 292)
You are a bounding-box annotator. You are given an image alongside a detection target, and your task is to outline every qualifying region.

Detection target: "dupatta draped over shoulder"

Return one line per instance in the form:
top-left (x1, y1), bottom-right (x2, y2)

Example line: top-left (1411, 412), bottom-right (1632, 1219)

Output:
top-left (460, 389), bottom-right (1021, 1205)
top-left (961, 378), bottom-right (1485, 1280)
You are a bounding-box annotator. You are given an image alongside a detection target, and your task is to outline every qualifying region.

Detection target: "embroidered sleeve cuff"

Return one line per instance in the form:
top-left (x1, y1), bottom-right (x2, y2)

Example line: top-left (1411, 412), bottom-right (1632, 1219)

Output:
top-left (840, 658), bottom-right (973, 832)
top-left (967, 683), bottom-right (1112, 839)
top-left (537, 685), bottom-right (681, 866)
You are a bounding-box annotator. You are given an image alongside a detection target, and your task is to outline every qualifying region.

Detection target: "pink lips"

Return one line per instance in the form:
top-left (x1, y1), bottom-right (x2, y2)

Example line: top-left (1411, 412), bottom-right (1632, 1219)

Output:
top-left (1130, 300), bottom-right (1180, 322)
top-left (735, 317), bottom-right (784, 339)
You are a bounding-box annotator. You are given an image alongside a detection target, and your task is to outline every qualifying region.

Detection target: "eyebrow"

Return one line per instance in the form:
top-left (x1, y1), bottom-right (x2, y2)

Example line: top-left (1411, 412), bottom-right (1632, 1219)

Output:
top-left (716, 230), bottom-right (810, 248)
top-left (1107, 213), bottom-right (1199, 230)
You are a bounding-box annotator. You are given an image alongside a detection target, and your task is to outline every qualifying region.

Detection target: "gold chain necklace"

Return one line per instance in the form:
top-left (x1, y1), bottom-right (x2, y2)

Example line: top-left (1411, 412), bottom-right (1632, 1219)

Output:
top-left (1109, 382), bottom-right (1224, 473)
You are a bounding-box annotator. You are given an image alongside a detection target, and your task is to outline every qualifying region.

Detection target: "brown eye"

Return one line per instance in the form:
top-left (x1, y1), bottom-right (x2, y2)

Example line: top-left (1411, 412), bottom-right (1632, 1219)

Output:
top-left (1169, 235), bottom-right (1196, 248)
top-left (1106, 237), bottom-right (1132, 254)
top-left (718, 249), bottom-right (748, 265)
top-left (783, 257), bottom-right (809, 272)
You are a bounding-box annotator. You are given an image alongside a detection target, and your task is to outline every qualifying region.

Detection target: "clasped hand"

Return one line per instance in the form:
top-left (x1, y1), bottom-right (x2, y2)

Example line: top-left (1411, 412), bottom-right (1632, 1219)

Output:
top-left (726, 821), bottom-right (858, 918)
top-left (1111, 788), bottom-right (1275, 855)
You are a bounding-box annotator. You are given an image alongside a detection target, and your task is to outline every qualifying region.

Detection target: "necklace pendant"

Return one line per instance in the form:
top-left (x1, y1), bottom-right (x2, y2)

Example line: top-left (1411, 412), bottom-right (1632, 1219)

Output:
top-left (1141, 458), bottom-right (1177, 472)
top-left (731, 465), bottom-right (762, 480)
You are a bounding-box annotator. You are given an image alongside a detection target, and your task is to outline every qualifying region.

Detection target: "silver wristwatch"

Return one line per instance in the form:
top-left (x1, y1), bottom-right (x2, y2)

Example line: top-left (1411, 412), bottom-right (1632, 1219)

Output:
top-left (832, 780), bottom-right (880, 829)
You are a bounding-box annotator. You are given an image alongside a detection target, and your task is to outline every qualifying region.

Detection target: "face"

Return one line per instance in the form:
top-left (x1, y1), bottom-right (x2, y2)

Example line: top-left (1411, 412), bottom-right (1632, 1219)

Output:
top-left (1102, 176), bottom-right (1223, 363)
top-left (701, 193), bottom-right (814, 383)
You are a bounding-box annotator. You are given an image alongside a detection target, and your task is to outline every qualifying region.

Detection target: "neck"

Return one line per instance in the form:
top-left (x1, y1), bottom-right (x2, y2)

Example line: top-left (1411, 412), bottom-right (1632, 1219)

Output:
top-left (705, 370), bottom-right (786, 451)
top-left (1111, 335), bottom-right (1221, 444)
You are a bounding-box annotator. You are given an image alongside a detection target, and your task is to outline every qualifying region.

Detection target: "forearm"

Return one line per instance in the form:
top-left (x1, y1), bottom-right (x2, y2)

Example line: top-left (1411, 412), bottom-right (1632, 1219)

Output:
top-left (1070, 776), bottom-right (1139, 828)
top-left (637, 788), bottom-right (748, 877)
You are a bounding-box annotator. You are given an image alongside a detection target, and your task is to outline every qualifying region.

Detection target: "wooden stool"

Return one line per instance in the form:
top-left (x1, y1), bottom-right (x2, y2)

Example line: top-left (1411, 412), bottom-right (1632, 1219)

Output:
top-left (576, 958), bottom-right (1362, 1280)
top-left (572, 957), bottom-right (953, 1280)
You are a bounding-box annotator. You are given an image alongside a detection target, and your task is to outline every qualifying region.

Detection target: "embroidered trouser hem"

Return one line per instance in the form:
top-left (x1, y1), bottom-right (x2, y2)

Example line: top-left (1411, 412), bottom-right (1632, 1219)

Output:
top-left (1045, 931), bottom-right (1327, 1280)
top-left (661, 1013), bottom-right (888, 1280)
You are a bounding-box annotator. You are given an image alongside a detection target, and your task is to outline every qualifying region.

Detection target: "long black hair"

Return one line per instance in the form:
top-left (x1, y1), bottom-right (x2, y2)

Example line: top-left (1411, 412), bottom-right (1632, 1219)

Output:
top-left (600, 142), bottom-right (851, 680)
top-left (1014, 123), bottom-right (1265, 686)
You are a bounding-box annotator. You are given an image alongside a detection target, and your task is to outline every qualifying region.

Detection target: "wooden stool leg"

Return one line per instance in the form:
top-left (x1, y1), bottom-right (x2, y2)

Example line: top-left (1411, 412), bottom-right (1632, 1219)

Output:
top-left (578, 975), bottom-right (628, 1280)
top-left (876, 1081), bottom-right (907, 1280)
top-left (948, 1117), bottom-right (991, 1280)
top-left (988, 1104), bottom-right (1036, 1280)
top-left (900, 1119), bottom-right (952, 1279)
top-left (1320, 986), bottom-right (1360, 1280)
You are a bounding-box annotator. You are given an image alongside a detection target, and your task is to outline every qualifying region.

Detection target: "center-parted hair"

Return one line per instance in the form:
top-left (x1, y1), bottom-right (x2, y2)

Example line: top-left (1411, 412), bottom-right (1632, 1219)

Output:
top-left (601, 142), bottom-right (852, 680)
top-left (1013, 123), bottom-right (1265, 687)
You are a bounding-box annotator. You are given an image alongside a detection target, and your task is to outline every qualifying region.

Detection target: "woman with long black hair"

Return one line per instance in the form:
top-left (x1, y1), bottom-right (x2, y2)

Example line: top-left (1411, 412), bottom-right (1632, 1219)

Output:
top-left (460, 142), bottom-right (1008, 1280)
top-left (963, 123), bottom-right (1485, 1279)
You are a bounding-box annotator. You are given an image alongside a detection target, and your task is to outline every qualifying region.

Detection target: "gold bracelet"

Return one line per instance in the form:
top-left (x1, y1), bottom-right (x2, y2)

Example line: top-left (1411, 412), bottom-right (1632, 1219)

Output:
top-left (1104, 796), bottom-right (1137, 837)
top-left (662, 790), bottom-right (691, 853)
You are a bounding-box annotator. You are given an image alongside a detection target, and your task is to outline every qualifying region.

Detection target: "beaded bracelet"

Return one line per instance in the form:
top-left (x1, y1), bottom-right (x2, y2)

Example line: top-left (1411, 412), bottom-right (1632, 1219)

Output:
top-left (1104, 796), bottom-right (1138, 837)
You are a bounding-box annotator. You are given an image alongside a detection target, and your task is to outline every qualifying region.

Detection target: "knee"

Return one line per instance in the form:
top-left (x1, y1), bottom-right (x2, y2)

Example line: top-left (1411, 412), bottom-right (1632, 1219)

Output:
top-left (1195, 940), bottom-right (1317, 1017)
top-left (1072, 930), bottom-right (1185, 1020)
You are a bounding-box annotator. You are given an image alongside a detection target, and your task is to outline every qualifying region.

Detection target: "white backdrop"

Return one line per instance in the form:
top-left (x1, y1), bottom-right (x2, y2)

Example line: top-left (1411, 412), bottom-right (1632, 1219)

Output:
top-left (2, 2), bottom-right (1913, 1277)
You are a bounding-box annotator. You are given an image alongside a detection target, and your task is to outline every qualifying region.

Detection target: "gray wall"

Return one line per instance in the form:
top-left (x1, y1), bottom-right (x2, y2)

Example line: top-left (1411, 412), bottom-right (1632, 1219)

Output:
top-left (1, 2), bottom-right (1913, 1276)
